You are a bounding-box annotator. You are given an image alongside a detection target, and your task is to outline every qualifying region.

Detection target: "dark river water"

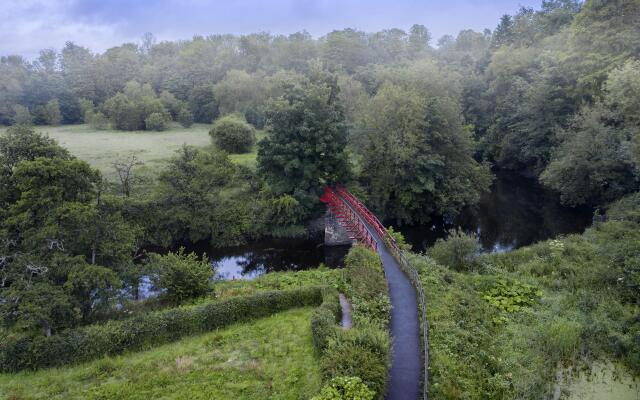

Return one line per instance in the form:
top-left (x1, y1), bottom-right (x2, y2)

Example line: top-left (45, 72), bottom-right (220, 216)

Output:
top-left (397, 170), bottom-right (594, 253)
top-left (153, 171), bottom-right (594, 284)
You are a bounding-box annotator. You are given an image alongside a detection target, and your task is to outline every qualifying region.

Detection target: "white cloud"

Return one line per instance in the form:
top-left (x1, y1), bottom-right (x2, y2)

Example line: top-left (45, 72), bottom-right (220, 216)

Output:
top-left (0, 0), bottom-right (129, 59)
top-left (0, 0), bottom-right (542, 60)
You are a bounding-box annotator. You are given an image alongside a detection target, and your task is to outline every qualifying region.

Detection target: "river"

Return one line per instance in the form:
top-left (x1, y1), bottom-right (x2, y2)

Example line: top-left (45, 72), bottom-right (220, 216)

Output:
top-left (194, 171), bottom-right (593, 280)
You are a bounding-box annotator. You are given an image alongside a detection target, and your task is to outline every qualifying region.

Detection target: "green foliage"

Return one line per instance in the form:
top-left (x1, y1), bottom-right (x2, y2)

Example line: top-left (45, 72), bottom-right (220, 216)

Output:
top-left (257, 68), bottom-right (351, 216)
top-left (188, 84), bottom-right (218, 124)
top-left (538, 319), bottom-right (582, 365)
top-left (144, 112), bottom-right (168, 131)
top-left (216, 267), bottom-right (343, 299)
top-left (386, 226), bottom-right (412, 251)
top-left (0, 308), bottom-right (323, 400)
top-left (12, 105), bottom-right (33, 126)
top-left (540, 104), bottom-right (638, 206)
top-left (343, 246), bottom-right (391, 329)
top-left (482, 279), bottom-right (542, 313)
top-left (102, 81), bottom-right (170, 131)
top-left (64, 263), bottom-right (121, 322)
top-left (310, 287), bottom-right (341, 352)
top-left (0, 287), bottom-right (323, 372)
top-left (209, 114), bottom-right (256, 153)
top-left (605, 59), bottom-right (640, 128)
top-left (428, 228), bottom-right (481, 271)
top-left (213, 70), bottom-right (267, 127)
top-left (320, 328), bottom-right (390, 398)
top-left (177, 106), bottom-right (194, 128)
top-left (44, 99), bottom-right (62, 126)
top-left (606, 192), bottom-right (640, 223)
top-left (148, 249), bottom-right (213, 305)
top-left (311, 376), bottom-right (375, 400)
top-left (357, 78), bottom-right (492, 223)
top-left (417, 195), bottom-right (640, 398)
top-left (267, 194), bottom-right (306, 226)
top-left (0, 125), bottom-right (70, 175)
top-left (0, 283), bottom-right (74, 336)
top-left (151, 145), bottom-right (244, 246)
top-left (86, 111), bottom-right (109, 130)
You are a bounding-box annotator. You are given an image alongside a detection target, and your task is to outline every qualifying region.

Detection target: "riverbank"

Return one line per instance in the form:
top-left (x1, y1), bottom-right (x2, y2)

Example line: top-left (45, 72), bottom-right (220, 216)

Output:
top-left (413, 192), bottom-right (640, 398)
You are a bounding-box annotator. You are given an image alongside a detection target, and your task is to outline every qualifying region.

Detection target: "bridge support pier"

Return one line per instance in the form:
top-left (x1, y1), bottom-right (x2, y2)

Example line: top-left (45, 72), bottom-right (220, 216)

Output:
top-left (324, 209), bottom-right (354, 246)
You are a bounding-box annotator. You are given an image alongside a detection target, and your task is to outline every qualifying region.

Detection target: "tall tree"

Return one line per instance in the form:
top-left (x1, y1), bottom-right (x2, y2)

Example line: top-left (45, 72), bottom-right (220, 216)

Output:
top-left (257, 68), bottom-right (351, 215)
top-left (358, 82), bottom-right (491, 223)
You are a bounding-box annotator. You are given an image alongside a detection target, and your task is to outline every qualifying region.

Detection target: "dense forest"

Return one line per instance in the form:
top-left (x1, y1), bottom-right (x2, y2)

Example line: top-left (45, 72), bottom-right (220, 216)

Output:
top-left (1, 0), bottom-right (639, 398)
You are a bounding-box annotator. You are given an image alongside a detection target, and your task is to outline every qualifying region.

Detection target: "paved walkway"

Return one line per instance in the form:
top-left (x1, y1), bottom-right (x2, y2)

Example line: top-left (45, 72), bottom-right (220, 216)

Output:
top-left (337, 194), bottom-right (422, 400)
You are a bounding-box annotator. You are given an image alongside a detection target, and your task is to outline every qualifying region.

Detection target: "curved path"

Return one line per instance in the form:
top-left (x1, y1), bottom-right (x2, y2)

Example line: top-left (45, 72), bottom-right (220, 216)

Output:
top-left (337, 193), bottom-right (422, 400)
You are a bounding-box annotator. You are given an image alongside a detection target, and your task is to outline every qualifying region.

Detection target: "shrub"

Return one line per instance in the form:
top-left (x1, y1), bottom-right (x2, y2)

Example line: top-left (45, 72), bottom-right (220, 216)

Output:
top-left (344, 246), bottom-right (387, 302)
top-left (0, 287), bottom-right (323, 372)
top-left (321, 329), bottom-right (390, 397)
top-left (268, 194), bottom-right (306, 226)
top-left (311, 376), bottom-right (375, 400)
top-left (145, 112), bottom-right (168, 131)
top-left (87, 111), bottom-right (109, 130)
top-left (44, 99), bottom-right (62, 125)
top-left (12, 105), bottom-right (33, 126)
top-left (538, 319), bottom-right (582, 364)
top-left (482, 279), bottom-right (542, 313)
top-left (148, 249), bottom-right (212, 305)
top-left (606, 192), bottom-right (640, 223)
top-left (429, 228), bottom-right (481, 271)
top-left (311, 287), bottom-right (341, 352)
top-left (177, 106), bottom-right (194, 128)
top-left (209, 114), bottom-right (255, 153)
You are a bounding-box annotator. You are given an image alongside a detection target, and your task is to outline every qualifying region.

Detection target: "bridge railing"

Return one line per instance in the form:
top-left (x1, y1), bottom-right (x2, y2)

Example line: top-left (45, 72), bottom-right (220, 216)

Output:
top-left (320, 187), bottom-right (377, 251)
top-left (335, 186), bottom-right (429, 400)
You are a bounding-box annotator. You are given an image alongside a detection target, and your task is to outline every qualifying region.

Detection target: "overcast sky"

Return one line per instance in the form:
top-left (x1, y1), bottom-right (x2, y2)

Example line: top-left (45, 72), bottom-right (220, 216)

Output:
top-left (1, 0), bottom-right (542, 59)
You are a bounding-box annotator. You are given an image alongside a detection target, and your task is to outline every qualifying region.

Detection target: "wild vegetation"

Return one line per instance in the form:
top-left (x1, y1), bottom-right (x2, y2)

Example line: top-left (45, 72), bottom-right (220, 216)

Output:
top-left (1, 0), bottom-right (640, 398)
top-left (414, 192), bottom-right (640, 398)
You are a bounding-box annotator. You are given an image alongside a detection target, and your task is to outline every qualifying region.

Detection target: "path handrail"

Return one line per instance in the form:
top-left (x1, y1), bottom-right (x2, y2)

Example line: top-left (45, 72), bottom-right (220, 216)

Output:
top-left (335, 186), bottom-right (429, 400)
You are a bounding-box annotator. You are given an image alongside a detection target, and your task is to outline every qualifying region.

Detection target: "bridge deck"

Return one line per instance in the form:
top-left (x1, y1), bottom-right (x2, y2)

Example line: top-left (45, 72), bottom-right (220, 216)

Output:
top-left (336, 192), bottom-right (422, 400)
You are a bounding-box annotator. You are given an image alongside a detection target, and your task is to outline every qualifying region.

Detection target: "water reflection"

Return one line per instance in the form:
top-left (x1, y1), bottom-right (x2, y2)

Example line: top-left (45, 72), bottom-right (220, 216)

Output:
top-left (398, 171), bottom-right (594, 253)
top-left (201, 239), bottom-right (351, 281)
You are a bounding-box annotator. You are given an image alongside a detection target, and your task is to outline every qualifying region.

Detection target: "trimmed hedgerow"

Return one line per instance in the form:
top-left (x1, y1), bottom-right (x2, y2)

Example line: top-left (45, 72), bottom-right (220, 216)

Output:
top-left (310, 287), bottom-right (341, 352)
top-left (0, 287), bottom-right (322, 372)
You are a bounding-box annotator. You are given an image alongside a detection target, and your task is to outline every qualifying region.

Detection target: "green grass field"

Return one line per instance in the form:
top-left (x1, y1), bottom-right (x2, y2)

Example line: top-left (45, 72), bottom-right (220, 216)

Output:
top-left (0, 123), bottom-right (264, 180)
top-left (0, 308), bottom-right (321, 400)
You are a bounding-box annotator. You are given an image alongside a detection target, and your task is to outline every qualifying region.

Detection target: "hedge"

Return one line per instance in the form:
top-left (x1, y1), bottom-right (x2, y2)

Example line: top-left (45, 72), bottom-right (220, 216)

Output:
top-left (310, 287), bottom-right (342, 352)
top-left (0, 287), bottom-right (323, 372)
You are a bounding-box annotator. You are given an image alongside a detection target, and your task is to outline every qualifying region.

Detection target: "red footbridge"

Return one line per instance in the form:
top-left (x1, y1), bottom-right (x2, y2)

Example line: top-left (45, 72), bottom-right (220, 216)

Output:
top-left (321, 186), bottom-right (429, 400)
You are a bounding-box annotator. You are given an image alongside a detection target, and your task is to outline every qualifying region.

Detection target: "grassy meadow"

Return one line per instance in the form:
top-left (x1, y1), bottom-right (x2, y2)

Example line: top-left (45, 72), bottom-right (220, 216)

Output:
top-left (0, 123), bottom-right (264, 180)
top-left (0, 308), bottom-right (322, 400)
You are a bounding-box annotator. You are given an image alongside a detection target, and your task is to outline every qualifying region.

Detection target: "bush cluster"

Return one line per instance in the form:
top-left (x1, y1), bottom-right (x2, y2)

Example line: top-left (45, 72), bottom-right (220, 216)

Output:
top-left (209, 114), bottom-right (256, 153)
top-left (429, 228), bottom-right (481, 271)
top-left (0, 287), bottom-right (322, 372)
top-left (310, 287), bottom-right (341, 352)
top-left (148, 249), bottom-right (213, 305)
top-left (311, 376), bottom-right (375, 400)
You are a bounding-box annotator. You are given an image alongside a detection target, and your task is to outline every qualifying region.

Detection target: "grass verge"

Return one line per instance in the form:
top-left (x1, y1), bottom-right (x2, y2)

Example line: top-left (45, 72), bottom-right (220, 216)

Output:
top-left (0, 308), bottom-right (322, 400)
